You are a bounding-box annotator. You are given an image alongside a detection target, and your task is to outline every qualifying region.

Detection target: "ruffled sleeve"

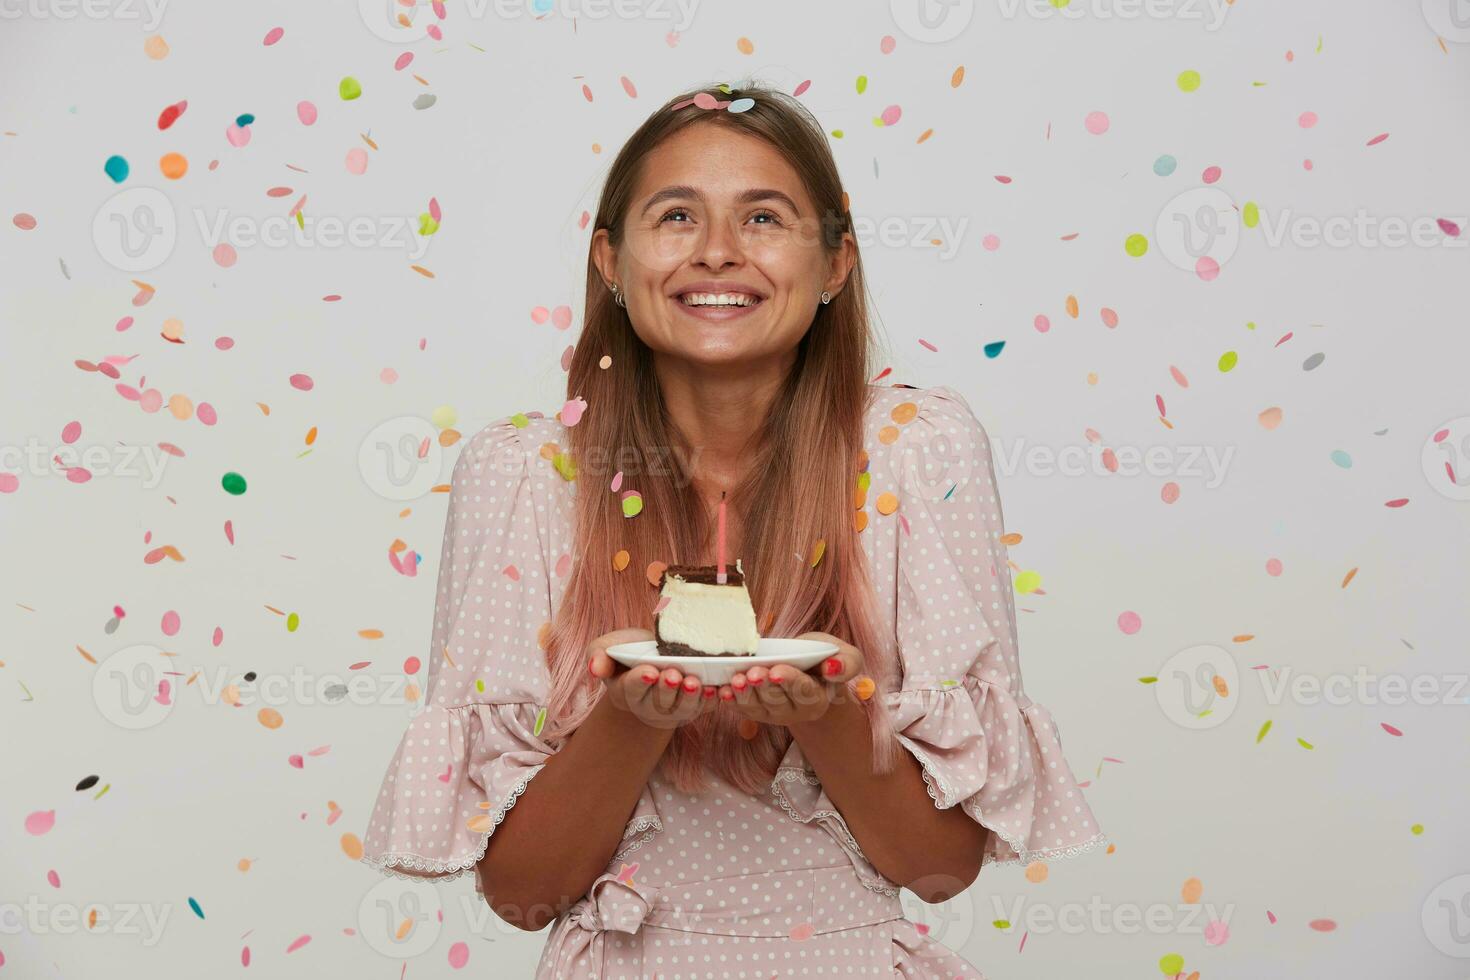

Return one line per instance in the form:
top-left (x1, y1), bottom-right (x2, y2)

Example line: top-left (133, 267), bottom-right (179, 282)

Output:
top-left (359, 417), bottom-right (573, 889)
top-left (883, 386), bottom-right (1105, 867)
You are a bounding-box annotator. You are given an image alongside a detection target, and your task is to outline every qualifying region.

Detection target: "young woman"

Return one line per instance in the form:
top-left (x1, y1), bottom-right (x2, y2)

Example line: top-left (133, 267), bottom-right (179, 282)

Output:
top-left (362, 82), bottom-right (1104, 977)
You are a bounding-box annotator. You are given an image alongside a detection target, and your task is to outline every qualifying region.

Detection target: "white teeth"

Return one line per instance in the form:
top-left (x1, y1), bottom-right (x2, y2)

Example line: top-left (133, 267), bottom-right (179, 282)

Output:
top-left (680, 292), bottom-right (759, 308)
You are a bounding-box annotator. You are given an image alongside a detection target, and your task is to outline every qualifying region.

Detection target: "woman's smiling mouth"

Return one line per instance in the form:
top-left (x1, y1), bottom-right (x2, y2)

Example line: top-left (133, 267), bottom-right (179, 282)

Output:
top-left (672, 283), bottom-right (766, 321)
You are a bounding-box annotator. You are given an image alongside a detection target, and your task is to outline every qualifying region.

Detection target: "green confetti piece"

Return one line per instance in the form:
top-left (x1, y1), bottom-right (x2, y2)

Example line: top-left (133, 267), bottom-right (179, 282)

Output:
top-left (418, 213), bottom-right (439, 236)
top-left (339, 76), bottom-right (362, 101)
top-left (1412, 823), bottom-right (1424, 835)
top-left (1125, 233), bottom-right (1149, 257)
top-left (1159, 953), bottom-right (1184, 976)
top-left (533, 706), bottom-right (547, 737)
top-left (1138, 676), bottom-right (1159, 684)
top-left (1297, 737), bottom-right (1314, 749)
top-left (552, 452), bottom-right (577, 481)
top-left (856, 471), bottom-right (871, 493)
top-left (621, 492), bottom-right (643, 518)
top-left (94, 783), bottom-right (111, 800)
top-left (509, 412), bottom-right (530, 428)
top-left (831, 129), bottom-right (844, 139)
top-left (855, 75), bottom-right (867, 94)
top-left (1256, 719), bottom-right (1273, 743)
top-left (286, 612), bottom-right (300, 633)
top-left (1218, 351), bottom-right (1238, 372)
top-left (1177, 70), bottom-right (1201, 93)
top-left (992, 919), bottom-right (1011, 929)
top-left (221, 472), bottom-right (247, 495)
top-left (475, 679), bottom-right (485, 693)
top-left (1243, 202), bottom-right (1259, 228)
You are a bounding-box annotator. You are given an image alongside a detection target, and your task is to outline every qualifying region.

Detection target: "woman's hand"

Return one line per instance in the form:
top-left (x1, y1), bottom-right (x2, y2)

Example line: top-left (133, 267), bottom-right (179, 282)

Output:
top-left (719, 631), bottom-right (865, 726)
top-left (588, 628), bottom-right (720, 730)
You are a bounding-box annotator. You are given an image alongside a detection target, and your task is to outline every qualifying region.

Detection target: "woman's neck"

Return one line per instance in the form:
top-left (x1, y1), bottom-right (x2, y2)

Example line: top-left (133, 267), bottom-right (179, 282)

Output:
top-left (653, 350), bottom-right (793, 494)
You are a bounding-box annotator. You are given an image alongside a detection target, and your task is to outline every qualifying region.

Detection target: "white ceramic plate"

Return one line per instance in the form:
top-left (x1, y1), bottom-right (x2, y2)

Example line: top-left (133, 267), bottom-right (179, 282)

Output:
top-left (605, 637), bottom-right (839, 687)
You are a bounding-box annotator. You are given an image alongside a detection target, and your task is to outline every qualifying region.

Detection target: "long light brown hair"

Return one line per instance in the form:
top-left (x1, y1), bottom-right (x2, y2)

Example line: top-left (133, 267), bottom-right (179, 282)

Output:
top-left (542, 82), bottom-right (899, 795)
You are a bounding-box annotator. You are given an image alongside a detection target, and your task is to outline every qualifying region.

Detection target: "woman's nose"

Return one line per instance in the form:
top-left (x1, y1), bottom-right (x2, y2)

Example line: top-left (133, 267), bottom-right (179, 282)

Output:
top-left (693, 212), bottom-right (743, 270)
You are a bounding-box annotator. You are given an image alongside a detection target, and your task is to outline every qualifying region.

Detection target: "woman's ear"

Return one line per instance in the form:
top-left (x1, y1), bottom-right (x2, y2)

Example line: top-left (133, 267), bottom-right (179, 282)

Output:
top-left (591, 228), bottom-right (618, 290)
top-left (821, 232), bottom-right (857, 298)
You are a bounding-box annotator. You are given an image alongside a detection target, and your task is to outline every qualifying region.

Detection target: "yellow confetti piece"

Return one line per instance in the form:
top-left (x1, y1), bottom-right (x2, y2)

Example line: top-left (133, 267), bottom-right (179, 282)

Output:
top-left (875, 492), bottom-right (898, 516)
top-left (612, 549), bottom-right (630, 571)
top-left (340, 833), bottom-right (364, 861)
top-left (808, 538), bottom-right (826, 567)
top-left (1014, 570), bottom-right (1041, 594)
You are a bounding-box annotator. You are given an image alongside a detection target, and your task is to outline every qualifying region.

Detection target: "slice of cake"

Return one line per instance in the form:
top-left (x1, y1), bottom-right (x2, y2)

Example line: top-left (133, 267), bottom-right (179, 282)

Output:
top-left (654, 558), bottom-right (760, 657)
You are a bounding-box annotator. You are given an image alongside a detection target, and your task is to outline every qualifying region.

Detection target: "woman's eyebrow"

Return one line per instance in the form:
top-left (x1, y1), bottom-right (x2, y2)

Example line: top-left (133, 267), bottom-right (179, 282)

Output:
top-left (640, 185), bottom-right (802, 217)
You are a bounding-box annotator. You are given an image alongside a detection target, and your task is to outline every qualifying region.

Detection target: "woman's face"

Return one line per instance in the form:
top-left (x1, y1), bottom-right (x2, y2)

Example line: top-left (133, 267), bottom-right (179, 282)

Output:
top-left (594, 122), bottom-right (854, 368)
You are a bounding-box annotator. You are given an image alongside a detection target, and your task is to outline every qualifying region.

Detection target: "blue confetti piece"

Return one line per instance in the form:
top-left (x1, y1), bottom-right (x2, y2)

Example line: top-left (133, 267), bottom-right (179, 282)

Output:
top-left (983, 340), bottom-right (1006, 359)
top-left (188, 897), bottom-right (204, 919)
top-left (235, 113), bottom-right (255, 127)
top-left (942, 483), bottom-right (957, 501)
top-left (104, 155), bottom-right (129, 183)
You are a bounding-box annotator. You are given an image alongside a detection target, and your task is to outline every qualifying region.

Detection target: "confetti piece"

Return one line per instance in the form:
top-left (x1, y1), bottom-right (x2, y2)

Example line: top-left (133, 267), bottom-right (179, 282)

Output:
top-left (213, 243), bottom-right (237, 268)
top-left (1297, 737), bottom-right (1314, 749)
top-left (1256, 720), bottom-right (1272, 743)
top-left (258, 708), bottom-right (284, 729)
top-left (1258, 406), bottom-right (1283, 430)
top-left (808, 538), bottom-right (826, 567)
top-left (788, 922), bottom-right (814, 941)
top-left (222, 472), bottom-right (247, 495)
top-left (1117, 611), bottom-right (1142, 634)
top-left (612, 550), bottom-right (630, 571)
top-left (160, 152), bottom-right (188, 179)
top-left (340, 833), bottom-right (364, 860)
top-left (1381, 722), bottom-right (1403, 736)
top-left (286, 935), bottom-right (311, 953)
top-left (339, 77), bottom-right (362, 101)
top-left (289, 373), bottom-right (314, 391)
top-left (561, 396), bottom-right (588, 426)
top-left (1014, 570), bottom-right (1041, 594)
top-left (853, 676), bottom-right (876, 700)
top-left (104, 154), bottom-right (130, 183)
top-left (143, 34), bottom-right (169, 59)
top-left (1159, 954), bottom-right (1184, 975)
top-left (1177, 70), bottom-right (1201, 92)
top-left (345, 148), bottom-right (368, 175)
top-left (1125, 233), bottom-right (1148, 257)
top-left (1084, 111), bottom-right (1110, 135)
top-left (297, 101), bottom-right (318, 125)
top-left (983, 341), bottom-right (1006, 358)
top-left (448, 942), bottom-right (470, 969)
top-left (188, 897), bottom-right (204, 919)
top-left (1308, 919), bottom-right (1336, 932)
top-left (1024, 862), bottom-right (1048, 883)
top-left (621, 490), bottom-right (643, 518)
top-left (1341, 567), bottom-right (1358, 588)
top-left (25, 810), bottom-right (55, 835)
top-left (646, 561), bottom-right (667, 587)
top-left (1204, 920), bottom-right (1230, 945)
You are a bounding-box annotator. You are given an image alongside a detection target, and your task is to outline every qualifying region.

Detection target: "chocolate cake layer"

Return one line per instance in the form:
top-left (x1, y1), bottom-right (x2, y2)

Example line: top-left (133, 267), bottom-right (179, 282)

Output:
top-left (653, 637), bottom-right (746, 658)
top-left (659, 563), bottom-right (745, 587)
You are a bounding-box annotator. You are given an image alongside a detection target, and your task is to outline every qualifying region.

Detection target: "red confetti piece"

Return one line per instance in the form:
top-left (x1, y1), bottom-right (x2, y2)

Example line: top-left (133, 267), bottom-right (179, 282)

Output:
top-left (1438, 218), bottom-right (1462, 237)
top-left (1309, 919), bottom-right (1337, 932)
top-left (1381, 722), bottom-right (1403, 736)
top-left (1384, 498), bottom-right (1409, 508)
top-left (994, 175), bottom-right (1012, 184)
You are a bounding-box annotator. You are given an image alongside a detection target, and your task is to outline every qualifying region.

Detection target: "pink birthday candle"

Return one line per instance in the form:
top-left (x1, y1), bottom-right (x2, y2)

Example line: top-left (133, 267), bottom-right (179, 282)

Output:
top-left (716, 491), bottom-right (727, 584)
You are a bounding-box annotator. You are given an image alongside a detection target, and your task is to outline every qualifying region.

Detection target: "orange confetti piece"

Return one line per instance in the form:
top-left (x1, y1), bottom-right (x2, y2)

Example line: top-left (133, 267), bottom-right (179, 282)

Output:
top-left (951, 66), bottom-right (965, 87)
top-left (1232, 634), bottom-right (1255, 643)
top-left (305, 426), bottom-right (317, 446)
top-left (257, 707), bottom-right (284, 729)
top-left (736, 36), bottom-right (754, 54)
top-left (340, 833), bottom-right (364, 860)
top-left (409, 265), bottom-right (435, 278)
top-left (612, 549), bottom-right (631, 571)
top-left (891, 402), bottom-right (918, 425)
top-left (1024, 861), bottom-right (1048, 883)
top-left (1341, 567), bottom-right (1358, 588)
top-left (808, 538), bottom-right (826, 567)
top-left (1001, 532), bottom-right (1023, 546)
top-left (76, 645), bottom-right (98, 665)
top-left (1065, 295), bottom-right (1079, 318)
top-left (853, 676), bottom-right (876, 700)
top-left (358, 629), bottom-right (383, 639)
top-left (1182, 877), bottom-right (1203, 903)
top-left (875, 491), bottom-right (899, 516)
top-left (646, 561), bottom-right (668, 588)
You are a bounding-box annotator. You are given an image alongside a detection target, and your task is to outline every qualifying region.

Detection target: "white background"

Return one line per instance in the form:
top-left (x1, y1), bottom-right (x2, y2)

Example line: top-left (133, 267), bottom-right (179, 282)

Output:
top-left (3, 0), bottom-right (1469, 977)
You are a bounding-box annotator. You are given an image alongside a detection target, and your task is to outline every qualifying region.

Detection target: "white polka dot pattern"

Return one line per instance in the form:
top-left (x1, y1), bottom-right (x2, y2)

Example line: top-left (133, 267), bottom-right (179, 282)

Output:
top-left (359, 385), bottom-right (1103, 976)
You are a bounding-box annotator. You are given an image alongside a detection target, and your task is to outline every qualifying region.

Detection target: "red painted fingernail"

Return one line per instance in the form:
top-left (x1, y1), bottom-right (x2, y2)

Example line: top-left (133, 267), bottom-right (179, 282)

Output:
top-left (683, 679), bottom-right (699, 693)
top-left (664, 676), bottom-right (680, 688)
top-left (720, 690), bottom-right (735, 701)
top-left (641, 671), bottom-right (659, 685)
top-left (749, 677), bottom-right (764, 686)
top-left (770, 673), bottom-right (784, 685)
top-left (732, 678), bottom-right (746, 691)
top-left (702, 686), bottom-right (716, 698)
top-left (823, 657), bottom-right (842, 676)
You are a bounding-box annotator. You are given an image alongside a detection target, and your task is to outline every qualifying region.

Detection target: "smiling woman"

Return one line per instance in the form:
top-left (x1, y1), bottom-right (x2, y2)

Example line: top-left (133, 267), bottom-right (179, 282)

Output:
top-left (361, 82), bottom-right (1104, 978)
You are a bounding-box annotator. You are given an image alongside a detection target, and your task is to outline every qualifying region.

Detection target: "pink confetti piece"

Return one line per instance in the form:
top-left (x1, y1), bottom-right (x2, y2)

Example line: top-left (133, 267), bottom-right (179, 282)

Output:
top-left (1299, 110), bottom-right (1318, 128)
top-left (1034, 314), bottom-right (1051, 333)
top-left (1267, 910), bottom-right (1278, 924)
top-left (918, 338), bottom-right (938, 351)
top-left (297, 101), bottom-right (317, 126)
top-left (1309, 919), bottom-right (1337, 932)
top-left (263, 26), bottom-right (283, 45)
top-left (554, 554), bottom-right (572, 577)
top-left (345, 148), bottom-right (369, 175)
top-left (25, 810), bottom-right (56, 835)
top-left (61, 421), bottom-right (81, 444)
top-left (12, 213), bottom-right (37, 230)
top-left (652, 595), bottom-right (671, 615)
top-left (610, 471), bottom-right (623, 492)
top-left (213, 627), bottom-right (224, 647)
top-left (448, 942), bottom-right (470, 969)
top-left (880, 35), bottom-right (896, 53)
top-left (289, 373), bottom-right (314, 392)
top-left (161, 610), bottom-right (181, 636)
top-left (285, 935), bottom-right (311, 953)
top-left (1384, 498), bottom-right (1409, 508)
top-left (1196, 256), bottom-right (1221, 281)
top-left (0, 473), bottom-right (19, 494)
top-left (242, 947), bottom-right (250, 967)
top-left (116, 316), bottom-right (134, 331)
top-left (502, 564), bottom-right (520, 581)
top-left (394, 52), bottom-right (414, 71)
top-left (621, 76), bottom-right (637, 98)
top-left (1018, 931), bottom-right (1028, 953)
top-left (224, 520), bottom-right (235, 545)
top-left (1366, 133), bottom-right (1389, 146)
top-left (1117, 610), bottom-right (1142, 634)
top-left (1202, 165), bottom-right (1221, 183)
top-left (1381, 722), bottom-right (1403, 736)
top-left (213, 243), bottom-right (237, 268)
top-left (880, 104), bottom-right (902, 126)
top-left (561, 396), bottom-right (588, 426)
top-left (994, 174), bottom-right (1012, 184)
top-left (582, 84), bottom-right (594, 102)
top-left (1084, 111), bottom-right (1110, 135)
top-left (1437, 218), bottom-right (1461, 237)
top-left (288, 754), bottom-right (304, 769)
top-left (46, 870), bottom-right (60, 888)
top-left (788, 923), bottom-right (814, 941)
top-left (793, 79), bottom-right (811, 97)
top-left (1204, 920), bottom-right (1230, 945)
top-left (1155, 394), bottom-right (1167, 418)
top-left (552, 305), bottom-right (573, 329)
top-left (197, 402), bottom-right (217, 426)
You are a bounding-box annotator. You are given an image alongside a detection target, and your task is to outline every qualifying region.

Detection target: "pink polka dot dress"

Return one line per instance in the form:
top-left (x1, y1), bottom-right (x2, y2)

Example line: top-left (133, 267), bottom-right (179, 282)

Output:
top-left (362, 384), bottom-right (1106, 977)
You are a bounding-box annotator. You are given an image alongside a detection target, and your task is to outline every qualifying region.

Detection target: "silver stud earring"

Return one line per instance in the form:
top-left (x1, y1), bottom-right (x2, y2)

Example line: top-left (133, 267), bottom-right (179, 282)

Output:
top-left (611, 283), bottom-right (627, 309)
top-left (819, 290), bottom-right (832, 305)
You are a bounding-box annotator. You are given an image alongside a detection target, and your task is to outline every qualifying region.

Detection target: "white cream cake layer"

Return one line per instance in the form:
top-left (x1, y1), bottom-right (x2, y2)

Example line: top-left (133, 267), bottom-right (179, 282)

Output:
top-left (657, 573), bottom-right (760, 656)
